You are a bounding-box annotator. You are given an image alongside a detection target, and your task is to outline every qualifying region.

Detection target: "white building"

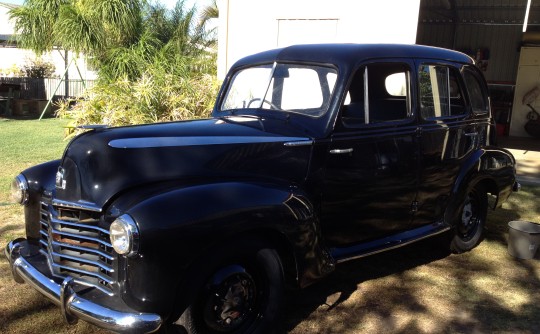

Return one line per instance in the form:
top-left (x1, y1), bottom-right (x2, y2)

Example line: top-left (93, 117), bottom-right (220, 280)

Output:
top-left (0, 2), bottom-right (95, 81)
top-left (217, 0), bottom-right (421, 79)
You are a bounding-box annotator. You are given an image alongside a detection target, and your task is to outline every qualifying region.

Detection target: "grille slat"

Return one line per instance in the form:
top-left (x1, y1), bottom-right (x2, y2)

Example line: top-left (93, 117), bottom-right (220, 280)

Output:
top-left (48, 228), bottom-right (112, 248)
top-left (39, 201), bottom-right (116, 295)
top-left (51, 217), bottom-right (110, 235)
top-left (51, 263), bottom-right (114, 285)
top-left (50, 251), bottom-right (114, 273)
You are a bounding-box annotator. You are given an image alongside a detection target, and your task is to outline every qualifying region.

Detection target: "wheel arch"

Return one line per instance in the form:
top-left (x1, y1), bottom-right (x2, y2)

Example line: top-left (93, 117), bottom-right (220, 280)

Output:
top-left (446, 147), bottom-right (515, 226)
top-left (164, 229), bottom-right (294, 325)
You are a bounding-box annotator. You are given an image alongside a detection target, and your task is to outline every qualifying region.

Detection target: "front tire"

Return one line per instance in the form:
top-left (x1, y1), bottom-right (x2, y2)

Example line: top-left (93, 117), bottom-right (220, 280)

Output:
top-left (450, 186), bottom-right (488, 253)
top-left (168, 242), bottom-right (284, 334)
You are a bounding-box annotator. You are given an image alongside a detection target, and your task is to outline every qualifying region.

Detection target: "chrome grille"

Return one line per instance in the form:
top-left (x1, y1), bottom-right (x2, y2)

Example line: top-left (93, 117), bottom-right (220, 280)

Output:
top-left (39, 201), bottom-right (116, 295)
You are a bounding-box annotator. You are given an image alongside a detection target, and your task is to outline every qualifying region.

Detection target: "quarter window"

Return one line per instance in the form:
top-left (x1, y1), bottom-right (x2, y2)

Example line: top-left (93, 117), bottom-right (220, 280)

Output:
top-left (418, 65), bottom-right (467, 118)
top-left (463, 68), bottom-right (488, 114)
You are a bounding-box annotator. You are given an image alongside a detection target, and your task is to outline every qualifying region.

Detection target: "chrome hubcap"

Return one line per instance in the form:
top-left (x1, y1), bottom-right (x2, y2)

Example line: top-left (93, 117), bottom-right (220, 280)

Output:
top-left (459, 193), bottom-right (479, 240)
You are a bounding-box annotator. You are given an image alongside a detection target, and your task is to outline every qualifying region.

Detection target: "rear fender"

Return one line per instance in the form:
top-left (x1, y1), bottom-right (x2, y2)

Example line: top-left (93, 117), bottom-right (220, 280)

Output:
top-left (446, 148), bottom-right (516, 226)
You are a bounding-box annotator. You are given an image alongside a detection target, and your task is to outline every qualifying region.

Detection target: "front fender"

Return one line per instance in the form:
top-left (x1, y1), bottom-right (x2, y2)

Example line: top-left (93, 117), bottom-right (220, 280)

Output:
top-left (108, 181), bottom-right (330, 318)
top-left (20, 159), bottom-right (60, 244)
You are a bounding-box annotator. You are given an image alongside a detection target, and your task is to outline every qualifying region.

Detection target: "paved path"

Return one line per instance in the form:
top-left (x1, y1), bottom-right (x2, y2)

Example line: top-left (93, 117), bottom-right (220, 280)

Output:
top-left (499, 136), bottom-right (540, 186)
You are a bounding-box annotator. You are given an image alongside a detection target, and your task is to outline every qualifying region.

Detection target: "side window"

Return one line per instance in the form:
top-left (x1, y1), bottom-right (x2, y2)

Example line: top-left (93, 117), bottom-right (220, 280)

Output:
top-left (419, 64), bottom-right (466, 118)
top-left (341, 63), bottom-right (410, 127)
top-left (463, 67), bottom-right (489, 114)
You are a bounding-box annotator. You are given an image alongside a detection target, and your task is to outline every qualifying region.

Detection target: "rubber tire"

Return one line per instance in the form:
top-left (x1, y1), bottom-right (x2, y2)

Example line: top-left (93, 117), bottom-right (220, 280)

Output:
top-left (165, 241), bottom-right (284, 334)
top-left (450, 186), bottom-right (488, 253)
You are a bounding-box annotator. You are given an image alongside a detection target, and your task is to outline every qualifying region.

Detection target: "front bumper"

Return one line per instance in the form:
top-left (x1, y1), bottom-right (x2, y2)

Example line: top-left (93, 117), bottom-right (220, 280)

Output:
top-left (5, 239), bottom-right (162, 333)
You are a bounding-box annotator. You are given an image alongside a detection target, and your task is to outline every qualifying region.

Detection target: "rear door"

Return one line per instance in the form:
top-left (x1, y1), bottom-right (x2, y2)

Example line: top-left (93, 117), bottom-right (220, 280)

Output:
top-left (413, 61), bottom-right (479, 228)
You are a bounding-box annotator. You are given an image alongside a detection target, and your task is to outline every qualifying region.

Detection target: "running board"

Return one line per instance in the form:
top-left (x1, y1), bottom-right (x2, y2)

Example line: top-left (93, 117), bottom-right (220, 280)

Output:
top-left (331, 221), bottom-right (450, 264)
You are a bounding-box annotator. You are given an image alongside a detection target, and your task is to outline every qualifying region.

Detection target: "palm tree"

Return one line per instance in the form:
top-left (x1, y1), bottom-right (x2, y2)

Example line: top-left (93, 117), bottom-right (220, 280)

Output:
top-left (199, 0), bottom-right (219, 27)
top-left (13, 0), bottom-right (220, 127)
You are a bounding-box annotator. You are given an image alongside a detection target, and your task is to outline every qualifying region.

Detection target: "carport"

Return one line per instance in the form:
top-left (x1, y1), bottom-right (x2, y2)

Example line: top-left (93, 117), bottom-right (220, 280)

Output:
top-left (417, 0), bottom-right (540, 139)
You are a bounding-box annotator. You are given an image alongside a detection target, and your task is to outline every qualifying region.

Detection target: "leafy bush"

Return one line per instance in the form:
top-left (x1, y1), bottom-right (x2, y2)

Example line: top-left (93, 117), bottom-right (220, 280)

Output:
top-left (56, 64), bottom-right (220, 134)
top-left (45, 0), bottom-right (221, 134)
top-left (20, 58), bottom-right (56, 78)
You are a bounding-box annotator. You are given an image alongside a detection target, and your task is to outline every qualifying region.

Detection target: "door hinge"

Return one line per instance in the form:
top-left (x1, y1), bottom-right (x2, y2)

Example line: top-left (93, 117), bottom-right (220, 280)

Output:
top-left (410, 201), bottom-right (419, 213)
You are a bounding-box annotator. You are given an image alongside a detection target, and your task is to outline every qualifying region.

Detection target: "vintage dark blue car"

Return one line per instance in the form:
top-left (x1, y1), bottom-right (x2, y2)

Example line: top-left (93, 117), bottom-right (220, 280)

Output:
top-left (6, 44), bottom-right (519, 333)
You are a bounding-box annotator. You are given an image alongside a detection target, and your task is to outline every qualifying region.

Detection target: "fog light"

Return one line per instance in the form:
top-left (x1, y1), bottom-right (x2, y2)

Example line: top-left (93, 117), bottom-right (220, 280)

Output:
top-left (11, 174), bottom-right (29, 205)
top-left (110, 214), bottom-right (139, 256)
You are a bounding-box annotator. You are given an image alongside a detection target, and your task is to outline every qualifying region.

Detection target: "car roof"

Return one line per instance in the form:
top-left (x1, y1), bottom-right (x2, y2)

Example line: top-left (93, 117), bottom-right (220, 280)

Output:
top-left (232, 44), bottom-right (474, 69)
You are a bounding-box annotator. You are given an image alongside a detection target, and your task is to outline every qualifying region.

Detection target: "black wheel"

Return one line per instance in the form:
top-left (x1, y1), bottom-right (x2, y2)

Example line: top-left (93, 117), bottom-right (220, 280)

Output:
top-left (167, 242), bottom-right (284, 334)
top-left (450, 186), bottom-right (488, 253)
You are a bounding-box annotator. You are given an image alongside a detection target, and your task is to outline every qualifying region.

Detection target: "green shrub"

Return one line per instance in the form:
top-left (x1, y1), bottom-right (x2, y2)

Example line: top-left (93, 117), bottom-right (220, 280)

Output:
top-left (56, 68), bottom-right (220, 134)
top-left (20, 58), bottom-right (56, 78)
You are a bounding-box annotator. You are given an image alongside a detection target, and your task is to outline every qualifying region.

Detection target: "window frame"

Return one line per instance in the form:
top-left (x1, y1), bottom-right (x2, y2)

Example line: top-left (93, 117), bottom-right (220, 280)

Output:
top-left (417, 63), bottom-right (469, 120)
top-left (339, 61), bottom-right (414, 129)
top-left (219, 61), bottom-right (339, 119)
top-left (462, 65), bottom-right (489, 115)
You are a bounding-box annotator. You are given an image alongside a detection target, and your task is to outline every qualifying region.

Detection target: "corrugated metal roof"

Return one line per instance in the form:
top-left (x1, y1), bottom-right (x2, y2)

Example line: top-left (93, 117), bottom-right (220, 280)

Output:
top-left (420, 0), bottom-right (540, 25)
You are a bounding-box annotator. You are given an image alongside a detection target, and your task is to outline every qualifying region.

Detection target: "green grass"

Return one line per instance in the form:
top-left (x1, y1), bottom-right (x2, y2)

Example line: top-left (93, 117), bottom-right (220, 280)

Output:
top-left (0, 118), bottom-right (68, 204)
top-left (0, 117), bottom-right (539, 333)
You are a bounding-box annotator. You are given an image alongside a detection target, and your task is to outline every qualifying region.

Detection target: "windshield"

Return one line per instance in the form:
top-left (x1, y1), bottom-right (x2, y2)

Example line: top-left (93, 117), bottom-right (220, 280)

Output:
top-left (220, 63), bottom-right (338, 117)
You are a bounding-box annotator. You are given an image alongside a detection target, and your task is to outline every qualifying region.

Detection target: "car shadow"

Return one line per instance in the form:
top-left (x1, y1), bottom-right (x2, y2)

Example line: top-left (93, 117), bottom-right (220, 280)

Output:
top-left (278, 237), bottom-right (451, 333)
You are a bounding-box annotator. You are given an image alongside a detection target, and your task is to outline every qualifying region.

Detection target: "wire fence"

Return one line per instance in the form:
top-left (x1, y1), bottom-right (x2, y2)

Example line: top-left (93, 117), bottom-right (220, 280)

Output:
top-left (0, 77), bottom-right (96, 100)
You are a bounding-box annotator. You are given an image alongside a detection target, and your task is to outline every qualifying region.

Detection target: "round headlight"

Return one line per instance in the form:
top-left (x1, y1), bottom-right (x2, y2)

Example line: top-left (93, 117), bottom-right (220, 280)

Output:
top-left (11, 174), bottom-right (29, 205)
top-left (110, 214), bottom-right (139, 256)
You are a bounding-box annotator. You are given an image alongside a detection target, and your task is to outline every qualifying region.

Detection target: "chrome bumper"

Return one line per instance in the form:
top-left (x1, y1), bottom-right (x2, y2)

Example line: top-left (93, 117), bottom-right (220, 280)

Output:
top-left (4, 239), bottom-right (162, 333)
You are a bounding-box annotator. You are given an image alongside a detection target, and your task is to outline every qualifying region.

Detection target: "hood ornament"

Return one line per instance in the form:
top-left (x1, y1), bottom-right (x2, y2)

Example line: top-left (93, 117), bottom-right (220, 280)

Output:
top-left (55, 167), bottom-right (66, 190)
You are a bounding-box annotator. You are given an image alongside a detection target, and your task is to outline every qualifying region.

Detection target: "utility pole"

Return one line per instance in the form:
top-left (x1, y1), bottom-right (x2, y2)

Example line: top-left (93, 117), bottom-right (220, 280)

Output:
top-left (64, 50), bottom-right (69, 98)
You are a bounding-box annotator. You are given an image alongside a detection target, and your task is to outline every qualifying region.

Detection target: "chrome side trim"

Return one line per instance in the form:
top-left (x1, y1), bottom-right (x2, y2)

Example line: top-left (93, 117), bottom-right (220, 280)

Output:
top-left (332, 222), bottom-right (451, 264)
top-left (6, 240), bottom-right (162, 333)
top-left (52, 199), bottom-right (102, 213)
top-left (283, 140), bottom-right (314, 147)
top-left (109, 136), bottom-right (311, 149)
top-left (329, 148), bottom-right (354, 154)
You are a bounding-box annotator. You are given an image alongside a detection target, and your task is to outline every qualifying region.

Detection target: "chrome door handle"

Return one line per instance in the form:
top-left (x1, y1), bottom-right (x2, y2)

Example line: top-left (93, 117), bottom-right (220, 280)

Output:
top-left (329, 148), bottom-right (354, 154)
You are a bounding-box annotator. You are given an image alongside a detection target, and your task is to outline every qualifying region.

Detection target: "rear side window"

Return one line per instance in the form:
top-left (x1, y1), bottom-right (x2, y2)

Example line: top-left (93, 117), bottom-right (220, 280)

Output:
top-left (341, 62), bottom-right (411, 127)
top-left (463, 67), bottom-right (489, 114)
top-left (418, 64), bottom-right (466, 118)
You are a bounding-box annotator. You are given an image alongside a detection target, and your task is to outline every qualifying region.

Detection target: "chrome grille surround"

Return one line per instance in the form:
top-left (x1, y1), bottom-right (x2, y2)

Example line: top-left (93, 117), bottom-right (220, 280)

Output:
top-left (39, 201), bottom-right (116, 295)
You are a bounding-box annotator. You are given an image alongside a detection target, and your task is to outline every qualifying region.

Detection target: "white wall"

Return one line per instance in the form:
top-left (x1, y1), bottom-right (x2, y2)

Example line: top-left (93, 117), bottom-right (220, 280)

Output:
top-left (0, 4), bottom-right (15, 35)
top-left (0, 4), bottom-right (96, 80)
top-left (510, 47), bottom-right (540, 138)
top-left (0, 48), bottom-right (97, 80)
top-left (218, 0), bottom-right (421, 78)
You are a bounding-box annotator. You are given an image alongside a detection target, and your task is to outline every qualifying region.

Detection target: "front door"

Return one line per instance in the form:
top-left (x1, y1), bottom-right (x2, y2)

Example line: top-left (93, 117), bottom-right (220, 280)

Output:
top-left (320, 61), bottom-right (419, 248)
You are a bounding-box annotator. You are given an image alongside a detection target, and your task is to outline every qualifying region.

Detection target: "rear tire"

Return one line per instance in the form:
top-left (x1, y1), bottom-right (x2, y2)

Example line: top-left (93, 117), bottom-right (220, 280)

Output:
top-left (450, 186), bottom-right (488, 253)
top-left (166, 241), bottom-right (284, 334)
